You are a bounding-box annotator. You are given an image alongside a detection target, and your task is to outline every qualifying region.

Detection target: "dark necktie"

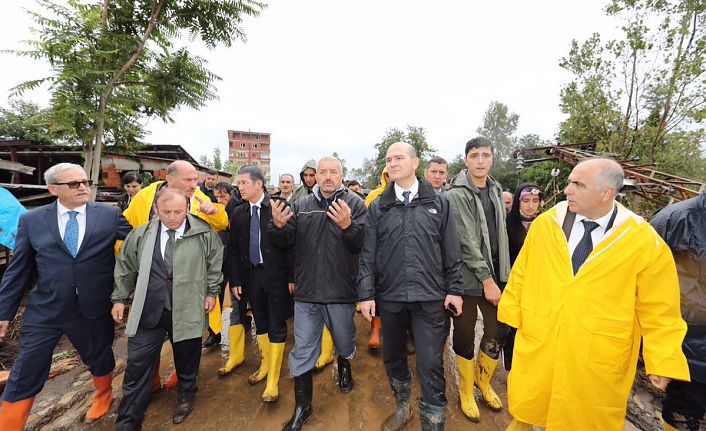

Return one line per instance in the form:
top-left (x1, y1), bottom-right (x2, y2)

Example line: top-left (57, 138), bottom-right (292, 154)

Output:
top-left (250, 206), bottom-right (260, 265)
top-left (164, 229), bottom-right (176, 275)
top-left (571, 220), bottom-right (600, 275)
top-left (64, 211), bottom-right (79, 257)
top-left (402, 190), bottom-right (411, 206)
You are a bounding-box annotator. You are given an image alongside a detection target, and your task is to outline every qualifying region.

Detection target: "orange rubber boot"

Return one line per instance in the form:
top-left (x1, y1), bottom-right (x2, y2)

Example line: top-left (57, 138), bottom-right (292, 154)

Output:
top-left (84, 373), bottom-right (113, 423)
top-left (368, 317), bottom-right (381, 349)
top-left (0, 397), bottom-right (35, 431)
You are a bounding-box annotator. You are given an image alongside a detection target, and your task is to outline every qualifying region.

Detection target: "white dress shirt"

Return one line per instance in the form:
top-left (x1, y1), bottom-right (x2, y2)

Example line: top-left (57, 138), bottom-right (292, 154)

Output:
top-left (394, 179), bottom-right (419, 203)
top-left (249, 193), bottom-right (265, 264)
top-left (57, 202), bottom-right (87, 250)
top-left (160, 219), bottom-right (186, 259)
top-left (567, 205), bottom-right (616, 257)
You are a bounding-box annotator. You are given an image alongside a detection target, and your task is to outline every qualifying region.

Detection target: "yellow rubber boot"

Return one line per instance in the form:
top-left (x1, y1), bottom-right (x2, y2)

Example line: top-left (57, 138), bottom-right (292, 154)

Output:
top-left (506, 418), bottom-right (533, 431)
top-left (314, 326), bottom-right (335, 369)
top-left (0, 397), bottom-right (35, 431)
top-left (248, 334), bottom-right (270, 385)
top-left (662, 420), bottom-right (680, 431)
top-left (218, 325), bottom-right (245, 376)
top-left (456, 355), bottom-right (480, 422)
top-left (475, 350), bottom-right (503, 411)
top-left (262, 342), bottom-right (285, 402)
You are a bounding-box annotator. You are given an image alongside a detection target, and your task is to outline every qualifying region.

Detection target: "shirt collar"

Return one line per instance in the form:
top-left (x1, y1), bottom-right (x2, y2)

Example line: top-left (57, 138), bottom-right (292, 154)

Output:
top-left (161, 218), bottom-right (187, 236)
top-left (249, 193), bottom-right (265, 210)
top-left (57, 201), bottom-right (87, 216)
top-left (574, 204), bottom-right (616, 231)
top-left (394, 179), bottom-right (419, 202)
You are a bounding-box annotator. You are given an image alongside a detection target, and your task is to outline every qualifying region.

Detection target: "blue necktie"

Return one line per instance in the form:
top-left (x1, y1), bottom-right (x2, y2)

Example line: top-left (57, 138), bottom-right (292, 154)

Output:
top-left (571, 220), bottom-right (600, 275)
top-left (250, 206), bottom-right (260, 265)
top-left (402, 191), bottom-right (411, 206)
top-left (64, 211), bottom-right (79, 257)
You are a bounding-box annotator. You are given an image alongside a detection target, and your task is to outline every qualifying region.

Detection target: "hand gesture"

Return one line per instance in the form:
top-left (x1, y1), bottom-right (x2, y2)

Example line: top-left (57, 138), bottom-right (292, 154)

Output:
top-left (204, 296), bottom-right (216, 313)
top-left (648, 375), bottom-right (671, 391)
top-left (111, 303), bottom-right (126, 323)
top-left (232, 285), bottom-right (242, 301)
top-left (288, 283), bottom-right (297, 294)
top-left (270, 199), bottom-right (293, 228)
top-left (482, 278), bottom-right (502, 307)
top-left (0, 320), bottom-right (9, 343)
top-left (360, 300), bottom-right (376, 322)
top-left (195, 196), bottom-right (217, 215)
top-left (327, 199), bottom-right (352, 229)
top-left (444, 295), bottom-right (463, 316)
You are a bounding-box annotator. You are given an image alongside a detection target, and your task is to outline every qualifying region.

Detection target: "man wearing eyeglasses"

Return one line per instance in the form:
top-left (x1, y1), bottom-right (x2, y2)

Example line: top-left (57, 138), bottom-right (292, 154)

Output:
top-left (0, 163), bottom-right (132, 431)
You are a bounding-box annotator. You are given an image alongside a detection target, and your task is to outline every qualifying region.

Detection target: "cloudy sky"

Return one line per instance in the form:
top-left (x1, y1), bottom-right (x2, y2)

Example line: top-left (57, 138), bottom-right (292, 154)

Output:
top-left (1, 0), bottom-right (618, 183)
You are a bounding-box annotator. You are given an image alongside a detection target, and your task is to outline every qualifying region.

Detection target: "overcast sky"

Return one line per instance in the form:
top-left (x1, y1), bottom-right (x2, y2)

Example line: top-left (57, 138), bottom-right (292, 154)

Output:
top-left (1, 0), bottom-right (619, 183)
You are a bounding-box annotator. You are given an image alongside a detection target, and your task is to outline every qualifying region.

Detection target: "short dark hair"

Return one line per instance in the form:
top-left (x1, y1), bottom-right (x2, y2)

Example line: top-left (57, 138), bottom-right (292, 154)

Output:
top-left (238, 165), bottom-right (266, 186)
top-left (346, 180), bottom-right (361, 187)
top-left (214, 182), bottom-right (233, 193)
top-left (465, 137), bottom-right (494, 156)
top-left (122, 171), bottom-right (143, 185)
top-left (427, 156), bottom-right (448, 168)
top-left (206, 169), bottom-right (218, 176)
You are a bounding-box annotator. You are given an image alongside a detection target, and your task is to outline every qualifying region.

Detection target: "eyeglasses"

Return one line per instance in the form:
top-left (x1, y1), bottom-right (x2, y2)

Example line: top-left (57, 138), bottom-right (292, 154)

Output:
top-left (52, 180), bottom-right (93, 189)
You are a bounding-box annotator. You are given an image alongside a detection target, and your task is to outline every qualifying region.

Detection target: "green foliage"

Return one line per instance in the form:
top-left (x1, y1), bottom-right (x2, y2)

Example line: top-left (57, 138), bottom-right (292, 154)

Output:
top-left (8, 0), bottom-right (266, 188)
top-left (372, 125), bottom-right (436, 179)
top-left (476, 101), bottom-right (520, 161)
top-left (447, 154), bottom-right (465, 177)
top-left (332, 151), bottom-right (348, 176)
top-left (0, 100), bottom-right (62, 144)
top-left (558, 0), bottom-right (706, 179)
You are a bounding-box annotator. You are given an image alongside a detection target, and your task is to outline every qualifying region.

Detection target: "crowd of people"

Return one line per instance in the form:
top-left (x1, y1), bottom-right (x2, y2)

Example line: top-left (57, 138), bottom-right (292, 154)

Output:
top-left (0, 137), bottom-right (703, 431)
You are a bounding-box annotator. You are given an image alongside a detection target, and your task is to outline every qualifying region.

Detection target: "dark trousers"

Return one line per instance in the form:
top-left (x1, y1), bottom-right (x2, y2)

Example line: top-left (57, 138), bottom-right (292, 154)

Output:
top-left (248, 266), bottom-right (290, 343)
top-left (378, 300), bottom-right (449, 407)
top-left (662, 379), bottom-right (706, 431)
top-left (116, 309), bottom-right (202, 431)
top-left (3, 313), bottom-right (114, 402)
top-left (452, 294), bottom-right (511, 360)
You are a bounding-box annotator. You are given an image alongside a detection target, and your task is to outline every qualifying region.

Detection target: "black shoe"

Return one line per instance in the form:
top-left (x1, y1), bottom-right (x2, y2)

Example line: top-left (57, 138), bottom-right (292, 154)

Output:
top-left (337, 356), bottom-right (353, 393)
top-left (283, 370), bottom-right (313, 431)
top-left (202, 332), bottom-right (221, 349)
top-left (172, 396), bottom-right (195, 424)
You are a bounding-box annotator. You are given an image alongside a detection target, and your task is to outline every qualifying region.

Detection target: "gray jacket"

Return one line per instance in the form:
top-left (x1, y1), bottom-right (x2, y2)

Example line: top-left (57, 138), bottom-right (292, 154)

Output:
top-left (446, 170), bottom-right (510, 296)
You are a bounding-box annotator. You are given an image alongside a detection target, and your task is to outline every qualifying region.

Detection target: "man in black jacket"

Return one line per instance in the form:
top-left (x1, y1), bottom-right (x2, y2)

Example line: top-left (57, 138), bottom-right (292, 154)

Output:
top-left (270, 156), bottom-right (367, 431)
top-left (358, 142), bottom-right (464, 431)
top-left (221, 166), bottom-right (292, 404)
top-left (651, 192), bottom-right (706, 431)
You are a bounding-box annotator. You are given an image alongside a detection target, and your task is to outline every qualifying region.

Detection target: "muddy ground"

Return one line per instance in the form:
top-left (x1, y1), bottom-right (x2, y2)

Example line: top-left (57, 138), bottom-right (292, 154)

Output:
top-left (21, 308), bottom-right (668, 431)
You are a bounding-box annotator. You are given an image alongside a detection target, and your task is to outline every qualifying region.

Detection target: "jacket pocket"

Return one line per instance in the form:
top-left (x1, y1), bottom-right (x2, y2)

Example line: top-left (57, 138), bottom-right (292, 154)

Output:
top-left (582, 315), bottom-right (634, 372)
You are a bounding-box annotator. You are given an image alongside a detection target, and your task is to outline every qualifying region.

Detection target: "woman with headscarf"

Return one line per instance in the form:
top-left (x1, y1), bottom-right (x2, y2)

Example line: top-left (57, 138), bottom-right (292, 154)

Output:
top-left (503, 182), bottom-right (543, 370)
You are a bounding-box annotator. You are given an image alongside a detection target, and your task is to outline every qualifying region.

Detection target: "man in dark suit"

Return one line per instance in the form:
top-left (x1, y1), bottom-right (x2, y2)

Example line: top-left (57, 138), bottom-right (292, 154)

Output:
top-left (0, 163), bottom-right (132, 430)
top-left (221, 166), bottom-right (292, 403)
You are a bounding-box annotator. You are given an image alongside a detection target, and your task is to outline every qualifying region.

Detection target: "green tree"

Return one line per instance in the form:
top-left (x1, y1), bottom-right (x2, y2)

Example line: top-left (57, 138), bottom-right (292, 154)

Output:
top-left (0, 100), bottom-right (58, 145)
top-left (476, 101), bottom-right (519, 161)
top-left (10, 0), bottom-right (265, 192)
top-left (199, 147), bottom-right (224, 171)
top-left (372, 125), bottom-right (436, 179)
top-left (559, 0), bottom-right (706, 179)
top-left (447, 154), bottom-right (466, 177)
top-left (332, 151), bottom-right (348, 176)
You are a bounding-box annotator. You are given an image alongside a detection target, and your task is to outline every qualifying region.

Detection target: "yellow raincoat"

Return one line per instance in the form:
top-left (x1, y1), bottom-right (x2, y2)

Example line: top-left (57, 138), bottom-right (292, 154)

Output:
top-left (364, 167), bottom-right (388, 207)
top-left (498, 201), bottom-right (689, 430)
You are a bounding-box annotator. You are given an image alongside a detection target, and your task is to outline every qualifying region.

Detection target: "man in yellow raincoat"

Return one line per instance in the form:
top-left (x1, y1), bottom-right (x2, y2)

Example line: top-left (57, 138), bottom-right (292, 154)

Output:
top-left (498, 158), bottom-right (690, 431)
top-left (122, 160), bottom-right (228, 389)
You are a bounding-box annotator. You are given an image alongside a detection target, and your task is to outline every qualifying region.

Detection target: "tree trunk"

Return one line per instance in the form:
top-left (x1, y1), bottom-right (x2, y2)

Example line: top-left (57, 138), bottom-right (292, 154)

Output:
top-left (88, 93), bottom-right (109, 201)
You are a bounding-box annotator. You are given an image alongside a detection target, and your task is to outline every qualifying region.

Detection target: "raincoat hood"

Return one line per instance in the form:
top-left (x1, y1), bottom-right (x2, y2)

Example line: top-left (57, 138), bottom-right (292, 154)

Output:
top-left (364, 167), bottom-right (389, 207)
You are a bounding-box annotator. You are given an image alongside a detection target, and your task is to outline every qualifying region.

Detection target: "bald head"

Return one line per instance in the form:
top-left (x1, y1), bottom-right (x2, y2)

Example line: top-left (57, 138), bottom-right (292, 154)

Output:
top-left (166, 160), bottom-right (199, 197)
top-left (386, 142), bottom-right (419, 188)
top-left (565, 157), bottom-right (623, 219)
top-left (502, 191), bottom-right (513, 213)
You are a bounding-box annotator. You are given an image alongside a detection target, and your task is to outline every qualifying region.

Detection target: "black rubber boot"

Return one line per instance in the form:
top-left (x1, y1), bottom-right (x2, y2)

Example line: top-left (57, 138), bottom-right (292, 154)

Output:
top-left (283, 370), bottom-right (313, 431)
top-left (202, 331), bottom-right (221, 348)
top-left (382, 375), bottom-right (412, 431)
top-left (419, 399), bottom-right (445, 431)
top-left (337, 356), bottom-right (354, 393)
